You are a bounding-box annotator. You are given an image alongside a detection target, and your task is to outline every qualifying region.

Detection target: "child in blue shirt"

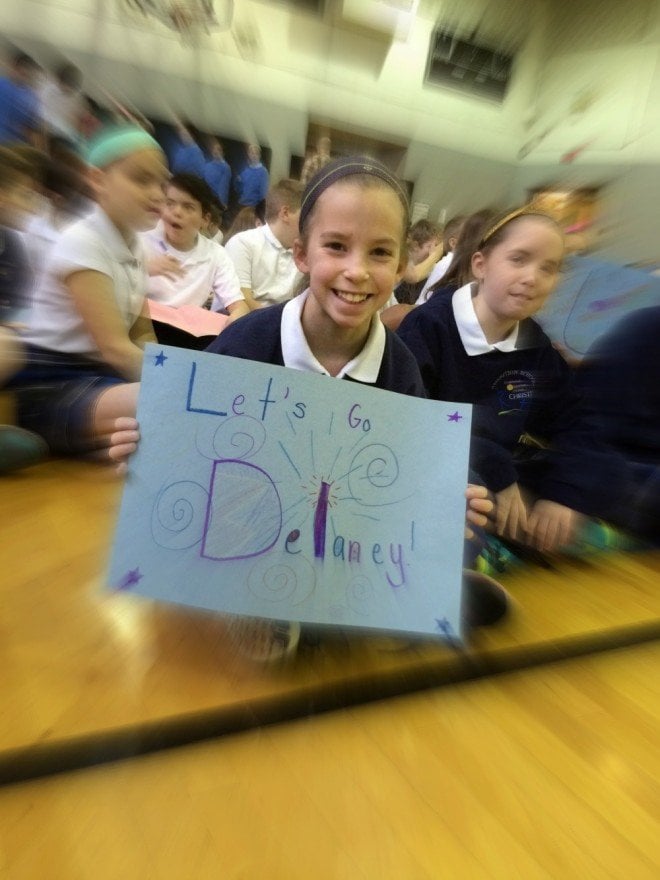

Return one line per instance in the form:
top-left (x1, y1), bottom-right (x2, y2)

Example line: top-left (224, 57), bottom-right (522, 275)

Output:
top-left (234, 143), bottom-right (269, 208)
top-left (204, 138), bottom-right (231, 209)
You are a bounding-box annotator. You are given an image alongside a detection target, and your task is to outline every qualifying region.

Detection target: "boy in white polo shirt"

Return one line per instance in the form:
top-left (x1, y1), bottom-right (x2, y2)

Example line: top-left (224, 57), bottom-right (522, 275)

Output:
top-left (222, 178), bottom-right (303, 308)
top-left (143, 174), bottom-right (249, 319)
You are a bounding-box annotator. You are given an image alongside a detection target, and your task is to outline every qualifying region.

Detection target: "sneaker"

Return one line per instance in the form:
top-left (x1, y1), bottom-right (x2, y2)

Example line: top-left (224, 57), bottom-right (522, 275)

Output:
top-left (0, 425), bottom-right (48, 474)
top-left (462, 569), bottom-right (511, 629)
top-left (225, 616), bottom-right (301, 663)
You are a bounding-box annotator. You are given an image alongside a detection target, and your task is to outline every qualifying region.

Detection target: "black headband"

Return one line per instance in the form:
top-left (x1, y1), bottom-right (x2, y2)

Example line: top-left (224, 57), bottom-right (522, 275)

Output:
top-left (299, 156), bottom-right (409, 231)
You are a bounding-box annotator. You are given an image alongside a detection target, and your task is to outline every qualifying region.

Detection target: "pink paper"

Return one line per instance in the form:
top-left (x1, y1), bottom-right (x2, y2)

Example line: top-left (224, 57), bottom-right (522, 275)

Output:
top-left (147, 301), bottom-right (230, 337)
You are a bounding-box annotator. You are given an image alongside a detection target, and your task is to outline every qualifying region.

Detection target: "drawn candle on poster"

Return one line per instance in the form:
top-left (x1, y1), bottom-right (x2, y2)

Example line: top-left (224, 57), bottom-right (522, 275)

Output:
top-left (109, 344), bottom-right (472, 640)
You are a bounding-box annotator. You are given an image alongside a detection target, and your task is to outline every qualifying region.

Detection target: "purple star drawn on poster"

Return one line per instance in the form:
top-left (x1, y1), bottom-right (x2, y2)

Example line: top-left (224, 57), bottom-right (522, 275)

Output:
top-left (118, 567), bottom-right (144, 590)
top-left (447, 411), bottom-right (463, 422)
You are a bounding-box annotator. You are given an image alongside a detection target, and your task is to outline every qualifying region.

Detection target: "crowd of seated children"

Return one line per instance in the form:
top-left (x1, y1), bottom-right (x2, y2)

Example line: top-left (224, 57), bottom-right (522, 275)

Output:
top-left (39, 62), bottom-right (86, 150)
top-left (7, 126), bottom-right (167, 457)
top-left (1, 50), bottom-right (102, 155)
top-left (394, 218), bottom-right (442, 305)
top-left (398, 207), bottom-right (630, 555)
top-left (24, 149), bottom-right (91, 285)
top-left (0, 51), bottom-right (42, 148)
top-left (415, 214), bottom-right (466, 304)
top-left (201, 199), bottom-right (224, 244)
top-left (417, 209), bottom-right (498, 304)
top-left (142, 172), bottom-right (248, 319)
top-left (223, 178), bottom-right (304, 308)
top-left (382, 211), bottom-right (485, 332)
top-left (2, 98), bottom-right (656, 659)
top-left (223, 206), bottom-right (262, 244)
top-left (2, 70), bottom-right (655, 564)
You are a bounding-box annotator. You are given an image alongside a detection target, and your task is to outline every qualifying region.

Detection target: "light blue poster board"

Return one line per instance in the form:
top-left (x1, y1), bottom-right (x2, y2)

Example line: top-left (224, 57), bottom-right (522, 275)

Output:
top-left (108, 344), bottom-right (473, 642)
top-left (537, 255), bottom-right (660, 358)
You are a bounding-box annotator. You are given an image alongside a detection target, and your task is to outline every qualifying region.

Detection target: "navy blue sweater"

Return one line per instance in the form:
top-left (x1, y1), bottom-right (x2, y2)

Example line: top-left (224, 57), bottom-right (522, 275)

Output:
top-left (578, 306), bottom-right (660, 470)
top-left (206, 303), bottom-right (427, 399)
top-left (398, 292), bottom-right (625, 513)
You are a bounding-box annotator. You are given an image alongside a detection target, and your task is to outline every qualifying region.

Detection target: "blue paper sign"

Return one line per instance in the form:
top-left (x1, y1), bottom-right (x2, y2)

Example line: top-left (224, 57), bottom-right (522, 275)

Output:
top-left (537, 255), bottom-right (660, 358)
top-left (108, 344), bottom-right (473, 641)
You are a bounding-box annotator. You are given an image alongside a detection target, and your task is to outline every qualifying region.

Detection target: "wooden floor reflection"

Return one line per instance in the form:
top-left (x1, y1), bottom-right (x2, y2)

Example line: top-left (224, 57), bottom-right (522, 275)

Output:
top-left (2, 641), bottom-right (659, 878)
top-left (1, 460), bottom-right (659, 775)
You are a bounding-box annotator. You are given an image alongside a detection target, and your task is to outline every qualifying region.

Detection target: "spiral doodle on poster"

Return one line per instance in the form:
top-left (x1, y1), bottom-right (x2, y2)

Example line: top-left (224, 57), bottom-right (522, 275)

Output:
top-left (247, 555), bottom-right (316, 605)
top-left (346, 574), bottom-right (376, 615)
top-left (212, 415), bottom-right (266, 461)
top-left (347, 443), bottom-right (401, 507)
top-left (151, 480), bottom-right (209, 549)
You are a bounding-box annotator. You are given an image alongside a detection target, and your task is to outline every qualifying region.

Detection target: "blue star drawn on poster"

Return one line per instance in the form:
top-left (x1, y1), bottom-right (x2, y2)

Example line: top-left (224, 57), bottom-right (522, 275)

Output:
top-left (154, 350), bottom-right (168, 367)
top-left (435, 617), bottom-right (454, 636)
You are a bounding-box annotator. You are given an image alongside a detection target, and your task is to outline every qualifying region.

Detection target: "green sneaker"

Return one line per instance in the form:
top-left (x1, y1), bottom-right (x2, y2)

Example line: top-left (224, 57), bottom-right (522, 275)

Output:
top-left (0, 425), bottom-right (48, 474)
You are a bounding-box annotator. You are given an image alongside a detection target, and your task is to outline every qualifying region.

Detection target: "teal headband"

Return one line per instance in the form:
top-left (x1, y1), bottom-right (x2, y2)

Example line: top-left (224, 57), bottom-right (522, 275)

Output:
top-left (87, 126), bottom-right (164, 168)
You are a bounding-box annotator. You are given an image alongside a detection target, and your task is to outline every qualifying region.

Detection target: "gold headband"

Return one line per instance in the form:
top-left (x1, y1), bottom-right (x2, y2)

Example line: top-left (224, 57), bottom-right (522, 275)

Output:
top-left (480, 205), bottom-right (551, 245)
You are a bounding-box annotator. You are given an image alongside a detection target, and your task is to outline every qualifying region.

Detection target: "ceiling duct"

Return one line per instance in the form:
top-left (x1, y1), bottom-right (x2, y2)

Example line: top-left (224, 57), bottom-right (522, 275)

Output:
top-left (424, 0), bottom-right (532, 102)
top-left (424, 29), bottom-right (515, 102)
top-left (431, 0), bottom-right (530, 54)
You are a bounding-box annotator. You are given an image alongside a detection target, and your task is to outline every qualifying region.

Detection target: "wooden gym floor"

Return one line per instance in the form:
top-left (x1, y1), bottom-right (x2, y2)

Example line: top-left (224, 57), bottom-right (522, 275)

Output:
top-left (1, 459), bottom-right (659, 876)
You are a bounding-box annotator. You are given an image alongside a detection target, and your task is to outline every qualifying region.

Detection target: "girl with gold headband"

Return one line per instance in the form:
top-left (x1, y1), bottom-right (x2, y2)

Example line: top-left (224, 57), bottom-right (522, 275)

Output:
top-left (398, 207), bottom-right (628, 555)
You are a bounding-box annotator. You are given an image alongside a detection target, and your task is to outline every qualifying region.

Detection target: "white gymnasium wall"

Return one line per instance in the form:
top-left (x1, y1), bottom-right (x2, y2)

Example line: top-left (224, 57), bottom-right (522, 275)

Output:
top-left (506, 0), bottom-right (660, 264)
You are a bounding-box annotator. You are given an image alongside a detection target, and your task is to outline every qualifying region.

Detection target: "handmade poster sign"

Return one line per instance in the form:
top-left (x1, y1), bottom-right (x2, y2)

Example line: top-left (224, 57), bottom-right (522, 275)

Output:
top-left (108, 344), bottom-right (473, 641)
top-left (537, 255), bottom-right (660, 359)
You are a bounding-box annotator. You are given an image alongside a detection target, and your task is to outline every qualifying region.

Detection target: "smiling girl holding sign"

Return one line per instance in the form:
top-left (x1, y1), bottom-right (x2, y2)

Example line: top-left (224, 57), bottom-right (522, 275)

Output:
top-left (111, 157), bottom-right (500, 661)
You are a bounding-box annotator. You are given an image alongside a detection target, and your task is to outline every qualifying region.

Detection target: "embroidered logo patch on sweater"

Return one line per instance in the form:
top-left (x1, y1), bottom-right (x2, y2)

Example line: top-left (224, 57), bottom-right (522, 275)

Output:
top-left (492, 369), bottom-right (536, 415)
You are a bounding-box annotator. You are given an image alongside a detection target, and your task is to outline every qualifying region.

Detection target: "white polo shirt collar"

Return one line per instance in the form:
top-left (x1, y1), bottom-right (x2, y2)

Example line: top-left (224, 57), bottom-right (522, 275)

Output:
top-left (281, 289), bottom-right (386, 381)
top-left (149, 221), bottom-right (208, 266)
top-left (93, 206), bottom-right (141, 265)
top-left (452, 282), bottom-right (518, 355)
top-left (262, 222), bottom-right (289, 253)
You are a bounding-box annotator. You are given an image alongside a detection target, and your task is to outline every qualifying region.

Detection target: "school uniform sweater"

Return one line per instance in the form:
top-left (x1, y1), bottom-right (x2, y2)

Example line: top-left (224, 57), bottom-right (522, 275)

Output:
top-left (397, 290), bottom-right (624, 513)
top-left (578, 306), bottom-right (660, 470)
top-left (206, 302), bottom-right (427, 398)
top-left (577, 306), bottom-right (660, 540)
